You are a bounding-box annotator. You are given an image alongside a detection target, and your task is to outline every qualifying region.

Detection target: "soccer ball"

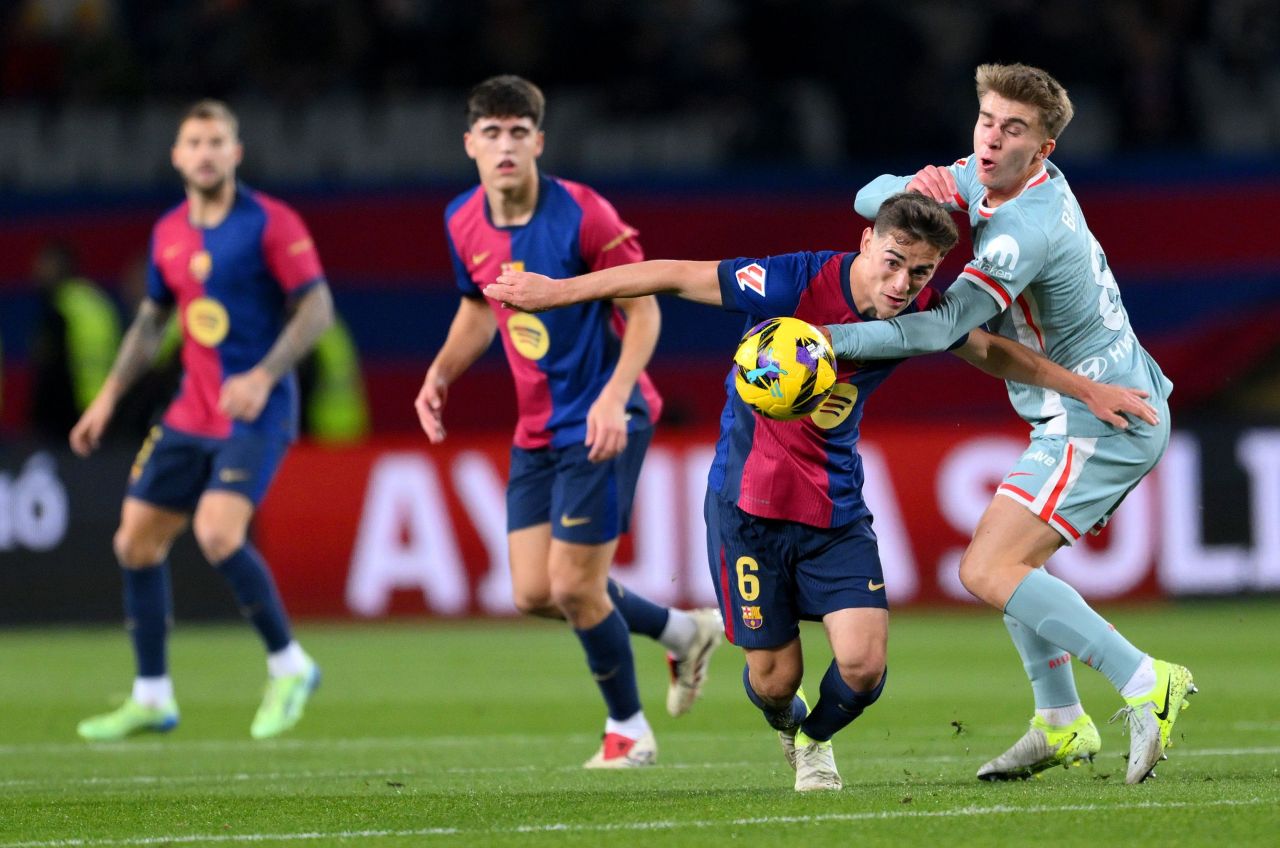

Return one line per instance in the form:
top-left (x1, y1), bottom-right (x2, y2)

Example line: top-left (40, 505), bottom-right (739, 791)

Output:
top-left (733, 316), bottom-right (837, 420)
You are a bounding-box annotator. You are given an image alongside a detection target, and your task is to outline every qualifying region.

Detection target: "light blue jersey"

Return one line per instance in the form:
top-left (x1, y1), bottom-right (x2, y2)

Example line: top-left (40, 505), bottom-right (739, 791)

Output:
top-left (839, 158), bottom-right (1173, 439)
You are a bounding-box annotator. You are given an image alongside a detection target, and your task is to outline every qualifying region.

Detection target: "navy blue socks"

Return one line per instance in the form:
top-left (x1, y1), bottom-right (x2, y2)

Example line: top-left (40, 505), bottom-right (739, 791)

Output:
top-left (607, 579), bottom-right (670, 639)
top-left (122, 563), bottom-right (172, 677)
top-left (801, 661), bottom-right (886, 742)
top-left (742, 664), bottom-right (807, 731)
top-left (215, 544), bottom-right (292, 653)
top-left (574, 609), bottom-right (642, 720)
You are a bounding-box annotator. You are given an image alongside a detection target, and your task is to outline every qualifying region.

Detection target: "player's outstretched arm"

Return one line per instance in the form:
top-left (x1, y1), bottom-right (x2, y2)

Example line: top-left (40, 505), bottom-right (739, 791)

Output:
top-left (70, 297), bottom-right (173, 457)
top-left (415, 296), bottom-right (497, 443)
top-left (953, 329), bottom-right (1159, 429)
top-left (856, 163), bottom-right (966, 218)
top-left (827, 282), bottom-right (1000, 361)
top-left (584, 295), bottom-right (660, 463)
top-left (485, 260), bottom-right (723, 312)
top-left (220, 282), bottom-right (335, 423)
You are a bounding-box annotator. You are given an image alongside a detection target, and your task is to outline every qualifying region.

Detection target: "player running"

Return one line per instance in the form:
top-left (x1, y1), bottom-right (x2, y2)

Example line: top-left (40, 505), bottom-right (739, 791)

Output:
top-left (484, 192), bottom-right (1156, 790)
top-left (831, 63), bottom-right (1195, 785)
top-left (414, 76), bottom-right (720, 769)
top-left (72, 100), bottom-right (330, 741)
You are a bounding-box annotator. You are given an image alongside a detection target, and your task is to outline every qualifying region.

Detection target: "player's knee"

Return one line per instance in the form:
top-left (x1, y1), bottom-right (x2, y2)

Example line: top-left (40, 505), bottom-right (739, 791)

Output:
top-left (751, 667), bottom-right (801, 703)
top-left (112, 526), bottom-right (168, 568)
top-left (835, 653), bottom-right (885, 693)
top-left (512, 588), bottom-right (555, 618)
top-left (193, 521), bottom-right (246, 565)
top-left (957, 553), bottom-right (994, 601)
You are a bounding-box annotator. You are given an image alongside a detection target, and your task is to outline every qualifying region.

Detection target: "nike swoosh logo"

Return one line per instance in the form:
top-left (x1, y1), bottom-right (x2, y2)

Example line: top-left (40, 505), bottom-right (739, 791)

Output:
top-left (1008, 472), bottom-right (1034, 478)
top-left (867, 580), bottom-right (885, 592)
top-left (1053, 731), bottom-right (1078, 753)
top-left (1154, 678), bottom-right (1173, 721)
top-left (472, 251), bottom-right (491, 266)
top-left (560, 514), bottom-right (591, 528)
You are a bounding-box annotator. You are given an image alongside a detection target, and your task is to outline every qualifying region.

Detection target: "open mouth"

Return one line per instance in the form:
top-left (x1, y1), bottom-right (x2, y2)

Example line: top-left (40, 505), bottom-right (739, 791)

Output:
top-left (496, 159), bottom-right (517, 174)
top-left (884, 293), bottom-right (906, 308)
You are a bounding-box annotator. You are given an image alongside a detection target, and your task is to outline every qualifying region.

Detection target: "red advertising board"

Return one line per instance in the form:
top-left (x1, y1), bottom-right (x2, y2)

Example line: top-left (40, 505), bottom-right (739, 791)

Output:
top-left (255, 424), bottom-right (1280, 618)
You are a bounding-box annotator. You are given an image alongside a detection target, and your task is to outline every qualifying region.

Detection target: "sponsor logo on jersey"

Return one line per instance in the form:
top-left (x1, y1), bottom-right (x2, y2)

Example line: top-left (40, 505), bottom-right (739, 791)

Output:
top-left (735, 263), bottom-right (766, 296)
top-left (507, 312), bottom-right (550, 360)
top-left (188, 250), bottom-right (213, 283)
top-left (501, 260), bottom-right (525, 274)
top-left (1027, 450), bottom-right (1057, 467)
top-left (1073, 356), bottom-right (1109, 381)
top-left (741, 605), bottom-right (763, 630)
top-left (809, 383), bottom-right (859, 430)
top-left (185, 297), bottom-right (230, 347)
top-left (977, 234), bottom-right (1020, 280)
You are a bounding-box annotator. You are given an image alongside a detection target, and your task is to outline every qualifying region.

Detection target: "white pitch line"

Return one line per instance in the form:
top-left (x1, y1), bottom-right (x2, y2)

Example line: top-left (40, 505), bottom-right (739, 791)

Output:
top-left (0, 798), bottom-right (1271, 848)
top-left (0, 769), bottom-right (411, 790)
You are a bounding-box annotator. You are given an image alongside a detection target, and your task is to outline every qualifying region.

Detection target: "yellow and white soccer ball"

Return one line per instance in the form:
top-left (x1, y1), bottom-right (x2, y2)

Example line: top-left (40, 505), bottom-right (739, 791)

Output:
top-left (733, 316), bottom-right (837, 420)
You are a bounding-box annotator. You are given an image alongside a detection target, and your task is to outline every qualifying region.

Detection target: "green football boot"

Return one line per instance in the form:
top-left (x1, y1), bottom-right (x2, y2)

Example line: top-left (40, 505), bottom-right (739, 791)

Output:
top-left (77, 697), bottom-right (179, 742)
top-left (250, 661), bottom-right (321, 740)
top-left (977, 713), bottom-right (1101, 780)
top-left (1112, 660), bottom-right (1196, 784)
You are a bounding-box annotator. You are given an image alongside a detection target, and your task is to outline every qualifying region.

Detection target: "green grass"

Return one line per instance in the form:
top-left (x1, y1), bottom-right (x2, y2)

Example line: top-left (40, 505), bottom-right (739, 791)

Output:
top-left (2, 600), bottom-right (1278, 847)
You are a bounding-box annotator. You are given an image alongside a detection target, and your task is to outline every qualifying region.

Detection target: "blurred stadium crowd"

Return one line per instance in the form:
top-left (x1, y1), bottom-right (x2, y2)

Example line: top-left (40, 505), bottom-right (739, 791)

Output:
top-left (2, 0), bottom-right (1278, 184)
top-left (1, 0), bottom-right (1278, 440)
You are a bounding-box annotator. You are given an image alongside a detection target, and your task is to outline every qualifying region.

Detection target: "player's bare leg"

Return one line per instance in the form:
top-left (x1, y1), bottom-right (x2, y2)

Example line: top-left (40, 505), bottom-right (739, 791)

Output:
top-left (196, 490), bottom-right (319, 739)
top-left (549, 538), bottom-right (656, 767)
top-left (508, 523), bottom-right (558, 618)
top-left (510, 524), bottom-right (720, 716)
top-left (78, 499), bottom-right (187, 741)
top-left (962, 497), bottom-right (1193, 783)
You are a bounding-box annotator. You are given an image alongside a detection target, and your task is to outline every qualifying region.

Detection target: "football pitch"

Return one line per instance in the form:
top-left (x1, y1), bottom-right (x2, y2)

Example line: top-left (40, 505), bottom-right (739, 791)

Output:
top-left (2, 600), bottom-right (1277, 847)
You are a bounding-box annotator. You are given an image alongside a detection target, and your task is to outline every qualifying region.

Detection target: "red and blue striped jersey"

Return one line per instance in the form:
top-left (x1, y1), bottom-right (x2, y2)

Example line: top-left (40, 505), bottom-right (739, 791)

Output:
top-left (146, 184), bottom-right (325, 440)
top-left (711, 251), bottom-right (949, 528)
top-left (445, 175), bottom-right (662, 449)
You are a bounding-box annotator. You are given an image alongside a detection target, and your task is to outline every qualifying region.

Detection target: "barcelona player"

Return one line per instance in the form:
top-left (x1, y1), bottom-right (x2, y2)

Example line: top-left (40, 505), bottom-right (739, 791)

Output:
top-left (833, 64), bottom-right (1194, 784)
top-left (71, 100), bottom-right (331, 741)
top-left (414, 76), bottom-right (721, 768)
top-left (484, 192), bottom-right (1156, 790)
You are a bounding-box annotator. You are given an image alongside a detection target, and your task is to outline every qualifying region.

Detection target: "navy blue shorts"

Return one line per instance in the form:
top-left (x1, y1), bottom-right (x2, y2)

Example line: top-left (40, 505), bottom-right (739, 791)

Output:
top-left (126, 424), bottom-right (290, 512)
top-left (705, 490), bottom-right (887, 649)
top-left (507, 427), bottom-right (651, 545)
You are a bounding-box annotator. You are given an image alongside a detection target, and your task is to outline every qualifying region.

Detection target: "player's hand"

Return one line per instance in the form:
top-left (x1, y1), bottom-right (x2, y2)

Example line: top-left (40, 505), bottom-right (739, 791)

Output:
top-left (905, 165), bottom-right (957, 205)
top-left (219, 367), bottom-right (273, 422)
top-left (585, 387), bottom-right (628, 463)
top-left (484, 271), bottom-right (567, 313)
top-left (415, 367), bottom-right (449, 443)
top-left (69, 392), bottom-right (116, 457)
top-left (1080, 383), bottom-right (1159, 429)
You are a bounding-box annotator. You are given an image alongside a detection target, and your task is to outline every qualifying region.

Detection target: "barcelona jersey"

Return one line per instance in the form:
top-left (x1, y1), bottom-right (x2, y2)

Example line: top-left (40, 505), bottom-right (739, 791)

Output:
top-left (146, 183), bottom-right (325, 441)
top-left (711, 251), bottom-right (953, 529)
top-left (445, 174), bottom-right (662, 449)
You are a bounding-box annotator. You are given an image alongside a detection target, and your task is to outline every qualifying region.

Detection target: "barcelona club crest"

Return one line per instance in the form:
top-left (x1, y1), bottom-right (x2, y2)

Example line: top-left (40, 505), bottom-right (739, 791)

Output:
top-left (741, 605), bottom-right (763, 630)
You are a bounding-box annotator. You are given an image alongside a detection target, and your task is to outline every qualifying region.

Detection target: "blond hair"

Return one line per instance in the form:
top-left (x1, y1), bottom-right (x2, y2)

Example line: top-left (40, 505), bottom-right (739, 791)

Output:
top-left (975, 63), bottom-right (1074, 139)
top-left (177, 99), bottom-right (239, 139)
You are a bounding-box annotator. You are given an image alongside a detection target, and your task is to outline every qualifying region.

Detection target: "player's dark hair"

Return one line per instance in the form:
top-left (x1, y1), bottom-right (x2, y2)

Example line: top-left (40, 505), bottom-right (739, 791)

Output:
top-left (976, 63), bottom-right (1075, 138)
top-left (466, 75), bottom-right (545, 128)
top-left (873, 193), bottom-right (959, 255)
top-left (178, 99), bottom-right (239, 139)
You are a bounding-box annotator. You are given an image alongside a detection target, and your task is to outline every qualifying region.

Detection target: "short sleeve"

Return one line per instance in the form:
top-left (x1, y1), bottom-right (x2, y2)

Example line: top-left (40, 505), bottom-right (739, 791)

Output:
top-left (715, 252), bottom-right (832, 318)
top-left (445, 228), bottom-right (481, 297)
top-left (261, 200), bottom-right (325, 294)
top-left (956, 214), bottom-right (1050, 311)
top-left (146, 232), bottom-right (174, 306)
top-left (574, 186), bottom-right (643, 271)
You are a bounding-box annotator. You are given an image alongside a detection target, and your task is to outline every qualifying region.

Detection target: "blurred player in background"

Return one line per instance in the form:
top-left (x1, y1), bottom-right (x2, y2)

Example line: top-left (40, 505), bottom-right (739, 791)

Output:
top-left (71, 99), bottom-right (332, 741)
top-left (485, 192), bottom-right (1156, 790)
top-left (414, 75), bottom-right (721, 768)
top-left (835, 63), bottom-right (1194, 785)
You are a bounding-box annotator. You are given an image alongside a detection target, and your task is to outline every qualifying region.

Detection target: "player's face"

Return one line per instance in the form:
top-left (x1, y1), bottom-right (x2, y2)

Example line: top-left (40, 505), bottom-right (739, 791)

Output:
top-left (972, 92), bottom-right (1055, 197)
top-left (172, 117), bottom-right (242, 196)
top-left (464, 116), bottom-right (544, 191)
top-left (854, 227), bottom-right (942, 319)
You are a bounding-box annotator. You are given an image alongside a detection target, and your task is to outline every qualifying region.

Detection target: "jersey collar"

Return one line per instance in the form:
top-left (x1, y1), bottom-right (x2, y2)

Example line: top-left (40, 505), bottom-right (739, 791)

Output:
top-left (976, 164), bottom-right (1049, 219)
